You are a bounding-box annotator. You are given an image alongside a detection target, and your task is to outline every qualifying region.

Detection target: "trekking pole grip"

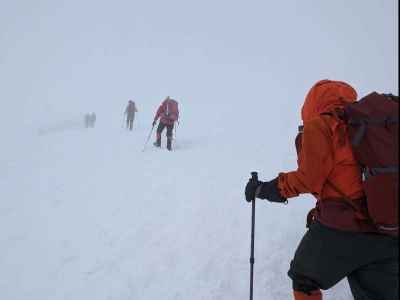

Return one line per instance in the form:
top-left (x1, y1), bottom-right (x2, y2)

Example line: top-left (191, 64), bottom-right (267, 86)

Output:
top-left (251, 172), bottom-right (258, 183)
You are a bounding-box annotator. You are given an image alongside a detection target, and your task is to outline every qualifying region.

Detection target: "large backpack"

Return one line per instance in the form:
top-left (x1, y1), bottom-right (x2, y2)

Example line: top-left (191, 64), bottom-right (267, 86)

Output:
top-left (163, 99), bottom-right (179, 121)
top-left (341, 92), bottom-right (399, 236)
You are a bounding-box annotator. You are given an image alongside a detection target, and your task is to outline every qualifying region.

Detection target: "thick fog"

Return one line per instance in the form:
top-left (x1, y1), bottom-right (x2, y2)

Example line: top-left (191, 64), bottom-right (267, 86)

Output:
top-left (0, 1), bottom-right (398, 300)
top-left (1, 1), bottom-right (397, 134)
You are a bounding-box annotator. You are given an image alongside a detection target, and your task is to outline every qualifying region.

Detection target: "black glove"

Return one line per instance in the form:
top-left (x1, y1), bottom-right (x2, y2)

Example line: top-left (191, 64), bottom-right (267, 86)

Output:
top-left (152, 120), bottom-right (157, 127)
top-left (245, 177), bottom-right (262, 202)
top-left (256, 178), bottom-right (288, 203)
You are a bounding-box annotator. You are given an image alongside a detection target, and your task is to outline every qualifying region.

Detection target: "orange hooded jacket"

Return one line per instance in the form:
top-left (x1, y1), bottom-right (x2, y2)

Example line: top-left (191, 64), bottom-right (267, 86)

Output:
top-left (277, 80), bottom-right (374, 231)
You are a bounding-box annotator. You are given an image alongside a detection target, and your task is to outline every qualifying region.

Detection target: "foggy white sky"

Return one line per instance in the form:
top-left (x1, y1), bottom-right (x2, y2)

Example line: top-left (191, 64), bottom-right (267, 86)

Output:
top-left (0, 0), bottom-right (398, 133)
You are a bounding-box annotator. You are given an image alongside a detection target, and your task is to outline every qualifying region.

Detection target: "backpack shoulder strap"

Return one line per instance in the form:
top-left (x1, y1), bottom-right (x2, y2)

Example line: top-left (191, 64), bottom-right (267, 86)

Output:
top-left (320, 111), bottom-right (348, 147)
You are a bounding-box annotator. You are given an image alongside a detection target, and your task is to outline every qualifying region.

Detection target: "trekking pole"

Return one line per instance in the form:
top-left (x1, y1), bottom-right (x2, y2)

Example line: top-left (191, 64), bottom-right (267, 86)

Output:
top-left (122, 114), bottom-right (126, 129)
top-left (174, 120), bottom-right (179, 141)
top-left (249, 171), bottom-right (258, 300)
top-left (142, 124), bottom-right (155, 152)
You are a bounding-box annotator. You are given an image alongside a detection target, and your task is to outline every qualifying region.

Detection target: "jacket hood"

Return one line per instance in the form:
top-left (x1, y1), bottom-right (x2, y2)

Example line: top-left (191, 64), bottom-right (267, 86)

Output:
top-left (301, 80), bottom-right (357, 122)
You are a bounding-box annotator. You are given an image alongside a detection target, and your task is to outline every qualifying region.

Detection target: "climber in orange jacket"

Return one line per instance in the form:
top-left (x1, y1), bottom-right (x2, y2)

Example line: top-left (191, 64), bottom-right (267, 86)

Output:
top-left (245, 80), bottom-right (398, 300)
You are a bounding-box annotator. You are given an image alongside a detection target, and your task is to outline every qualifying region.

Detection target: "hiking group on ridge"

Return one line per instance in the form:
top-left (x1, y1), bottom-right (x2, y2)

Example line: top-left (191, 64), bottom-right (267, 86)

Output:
top-left (123, 96), bottom-right (180, 151)
top-left (69, 82), bottom-right (398, 299)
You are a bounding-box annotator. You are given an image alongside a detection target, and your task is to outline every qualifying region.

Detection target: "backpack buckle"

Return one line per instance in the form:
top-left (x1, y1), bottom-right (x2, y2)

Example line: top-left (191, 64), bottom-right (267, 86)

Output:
top-left (362, 167), bottom-right (371, 181)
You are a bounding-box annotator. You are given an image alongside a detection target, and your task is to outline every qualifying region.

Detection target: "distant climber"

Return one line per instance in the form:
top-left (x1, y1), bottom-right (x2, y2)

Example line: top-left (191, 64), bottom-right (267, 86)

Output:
top-left (84, 113), bottom-right (91, 128)
top-left (124, 100), bottom-right (138, 130)
top-left (152, 96), bottom-right (179, 151)
top-left (90, 112), bottom-right (96, 128)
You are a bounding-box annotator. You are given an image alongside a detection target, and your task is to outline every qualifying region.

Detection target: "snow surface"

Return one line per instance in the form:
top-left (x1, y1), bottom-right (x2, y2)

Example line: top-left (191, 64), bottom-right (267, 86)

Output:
top-left (1, 1), bottom-right (398, 299)
top-left (1, 111), bottom-right (355, 300)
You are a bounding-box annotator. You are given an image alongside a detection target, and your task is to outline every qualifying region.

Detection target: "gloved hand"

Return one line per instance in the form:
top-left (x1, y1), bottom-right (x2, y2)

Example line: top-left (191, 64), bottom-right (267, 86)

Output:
top-left (152, 120), bottom-right (157, 127)
top-left (256, 178), bottom-right (288, 203)
top-left (245, 177), bottom-right (262, 202)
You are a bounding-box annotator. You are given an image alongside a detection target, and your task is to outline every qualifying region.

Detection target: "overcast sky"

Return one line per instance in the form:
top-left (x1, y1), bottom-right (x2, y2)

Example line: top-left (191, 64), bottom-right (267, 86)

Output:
top-left (1, 0), bottom-right (398, 136)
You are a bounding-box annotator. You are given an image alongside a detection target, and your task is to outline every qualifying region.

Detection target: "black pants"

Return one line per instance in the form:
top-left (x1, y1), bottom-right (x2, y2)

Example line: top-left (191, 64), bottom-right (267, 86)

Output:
top-left (126, 118), bottom-right (134, 130)
top-left (156, 122), bottom-right (174, 149)
top-left (288, 221), bottom-right (398, 299)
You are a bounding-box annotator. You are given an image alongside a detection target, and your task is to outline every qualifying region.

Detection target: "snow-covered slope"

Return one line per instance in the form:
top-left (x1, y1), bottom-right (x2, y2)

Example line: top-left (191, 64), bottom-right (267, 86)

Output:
top-left (1, 107), bottom-right (355, 300)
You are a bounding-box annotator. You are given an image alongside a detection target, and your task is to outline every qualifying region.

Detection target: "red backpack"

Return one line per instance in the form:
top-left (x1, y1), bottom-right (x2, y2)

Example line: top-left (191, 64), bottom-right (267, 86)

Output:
top-left (163, 99), bottom-right (179, 121)
top-left (341, 92), bottom-right (399, 236)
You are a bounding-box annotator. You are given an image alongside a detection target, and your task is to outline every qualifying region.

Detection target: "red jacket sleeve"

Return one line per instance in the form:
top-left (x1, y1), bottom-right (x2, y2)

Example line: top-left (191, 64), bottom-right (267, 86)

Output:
top-left (154, 103), bottom-right (164, 121)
